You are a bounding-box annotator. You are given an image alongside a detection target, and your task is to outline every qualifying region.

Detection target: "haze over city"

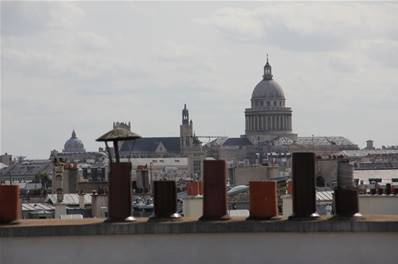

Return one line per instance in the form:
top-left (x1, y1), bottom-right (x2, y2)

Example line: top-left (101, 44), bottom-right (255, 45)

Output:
top-left (2, 1), bottom-right (398, 158)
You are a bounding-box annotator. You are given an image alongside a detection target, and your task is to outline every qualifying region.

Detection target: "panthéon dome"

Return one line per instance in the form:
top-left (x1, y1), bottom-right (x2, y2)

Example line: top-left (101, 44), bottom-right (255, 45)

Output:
top-left (63, 130), bottom-right (86, 153)
top-left (245, 55), bottom-right (296, 144)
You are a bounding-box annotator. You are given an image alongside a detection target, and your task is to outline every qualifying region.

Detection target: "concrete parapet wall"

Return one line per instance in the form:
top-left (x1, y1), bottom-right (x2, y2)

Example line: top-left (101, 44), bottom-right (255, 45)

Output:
top-left (1, 232), bottom-right (398, 264)
top-left (1, 217), bottom-right (398, 238)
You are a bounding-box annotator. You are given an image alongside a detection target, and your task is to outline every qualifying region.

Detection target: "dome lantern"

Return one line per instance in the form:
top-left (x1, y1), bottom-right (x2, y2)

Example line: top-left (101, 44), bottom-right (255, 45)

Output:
top-left (263, 54), bottom-right (273, 80)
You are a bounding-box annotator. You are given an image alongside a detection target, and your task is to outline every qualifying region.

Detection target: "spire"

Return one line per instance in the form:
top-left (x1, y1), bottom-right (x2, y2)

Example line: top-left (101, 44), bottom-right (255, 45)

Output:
top-left (71, 129), bottom-right (76, 138)
top-left (263, 53), bottom-right (273, 80)
top-left (182, 104), bottom-right (189, 125)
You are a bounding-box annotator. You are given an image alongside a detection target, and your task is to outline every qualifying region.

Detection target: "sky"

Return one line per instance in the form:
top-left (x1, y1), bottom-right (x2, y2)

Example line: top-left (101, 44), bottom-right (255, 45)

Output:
top-left (1, 1), bottom-right (398, 159)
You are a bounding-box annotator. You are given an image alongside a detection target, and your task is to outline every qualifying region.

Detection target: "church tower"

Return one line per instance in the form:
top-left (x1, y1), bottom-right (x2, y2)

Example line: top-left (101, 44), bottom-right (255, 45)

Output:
top-left (180, 104), bottom-right (193, 153)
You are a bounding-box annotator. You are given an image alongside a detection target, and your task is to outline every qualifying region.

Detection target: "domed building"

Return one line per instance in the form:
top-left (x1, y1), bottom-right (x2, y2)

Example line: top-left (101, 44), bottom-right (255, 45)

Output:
top-left (245, 57), bottom-right (297, 144)
top-left (63, 130), bottom-right (86, 153)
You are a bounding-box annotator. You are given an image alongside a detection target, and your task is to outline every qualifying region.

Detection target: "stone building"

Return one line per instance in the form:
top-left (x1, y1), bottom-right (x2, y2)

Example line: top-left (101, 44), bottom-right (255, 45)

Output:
top-left (206, 56), bottom-right (358, 178)
top-left (119, 105), bottom-right (205, 179)
top-left (63, 130), bottom-right (86, 153)
top-left (50, 130), bottom-right (108, 194)
top-left (245, 56), bottom-right (297, 144)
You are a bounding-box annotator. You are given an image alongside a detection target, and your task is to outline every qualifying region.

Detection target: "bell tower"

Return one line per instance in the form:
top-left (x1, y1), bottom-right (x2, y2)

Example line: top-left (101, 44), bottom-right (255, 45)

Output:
top-left (180, 104), bottom-right (193, 153)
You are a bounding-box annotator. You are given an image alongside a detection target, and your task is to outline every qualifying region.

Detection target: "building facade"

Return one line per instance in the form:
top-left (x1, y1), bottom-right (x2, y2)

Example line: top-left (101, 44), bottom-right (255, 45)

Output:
top-left (119, 105), bottom-right (205, 180)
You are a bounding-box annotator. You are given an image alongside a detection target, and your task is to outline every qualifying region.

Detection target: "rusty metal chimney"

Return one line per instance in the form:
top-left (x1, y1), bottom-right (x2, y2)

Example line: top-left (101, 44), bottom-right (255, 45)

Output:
top-left (200, 160), bottom-right (230, 221)
top-left (334, 159), bottom-right (361, 218)
top-left (289, 152), bottom-right (319, 219)
top-left (96, 127), bottom-right (141, 222)
top-left (150, 181), bottom-right (181, 220)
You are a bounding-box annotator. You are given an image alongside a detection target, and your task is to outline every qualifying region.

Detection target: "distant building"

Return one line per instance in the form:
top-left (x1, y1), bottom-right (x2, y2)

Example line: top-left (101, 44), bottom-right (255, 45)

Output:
top-left (365, 140), bottom-right (375, 150)
top-left (245, 56), bottom-right (297, 144)
top-left (119, 105), bottom-right (205, 179)
top-left (0, 159), bottom-right (51, 183)
top-left (337, 149), bottom-right (398, 170)
top-left (206, 56), bottom-right (358, 172)
top-left (63, 130), bottom-right (86, 153)
top-left (0, 153), bottom-right (13, 166)
top-left (49, 130), bottom-right (108, 194)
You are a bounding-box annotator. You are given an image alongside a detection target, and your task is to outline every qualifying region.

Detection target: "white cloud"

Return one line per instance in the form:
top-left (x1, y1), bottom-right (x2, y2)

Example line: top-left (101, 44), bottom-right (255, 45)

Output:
top-left (1, 2), bottom-right (85, 36)
top-left (197, 3), bottom-right (398, 52)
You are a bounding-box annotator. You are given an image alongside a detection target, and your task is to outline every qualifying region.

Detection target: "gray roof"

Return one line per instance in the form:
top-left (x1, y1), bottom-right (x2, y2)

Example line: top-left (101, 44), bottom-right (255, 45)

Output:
top-left (337, 149), bottom-right (398, 158)
top-left (47, 193), bottom-right (92, 205)
top-left (22, 203), bottom-right (55, 212)
top-left (0, 160), bottom-right (51, 180)
top-left (252, 79), bottom-right (285, 99)
top-left (120, 137), bottom-right (181, 154)
top-left (296, 136), bottom-right (356, 146)
top-left (223, 137), bottom-right (252, 147)
top-left (53, 151), bottom-right (107, 162)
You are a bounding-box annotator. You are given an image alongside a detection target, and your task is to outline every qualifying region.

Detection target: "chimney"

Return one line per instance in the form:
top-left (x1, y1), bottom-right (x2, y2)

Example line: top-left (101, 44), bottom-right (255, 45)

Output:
top-left (0, 185), bottom-right (19, 223)
top-left (289, 152), bottom-right (319, 219)
top-left (248, 181), bottom-right (279, 220)
top-left (200, 160), bottom-right (230, 221)
top-left (78, 191), bottom-right (85, 209)
top-left (386, 183), bottom-right (392, 195)
top-left (334, 159), bottom-right (361, 218)
top-left (108, 163), bottom-right (134, 222)
top-left (150, 181), bottom-right (180, 220)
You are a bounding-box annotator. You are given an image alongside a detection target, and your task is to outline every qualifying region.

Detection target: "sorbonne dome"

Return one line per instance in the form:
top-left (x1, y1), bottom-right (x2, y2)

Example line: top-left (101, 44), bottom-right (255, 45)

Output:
top-left (63, 130), bottom-right (86, 153)
top-left (245, 56), bottom-right (297, 144)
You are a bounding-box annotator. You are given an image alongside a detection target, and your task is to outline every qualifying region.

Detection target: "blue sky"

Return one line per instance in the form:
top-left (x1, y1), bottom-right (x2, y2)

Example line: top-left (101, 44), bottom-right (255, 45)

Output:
top-left (1, 1), bottom-right (398, 158)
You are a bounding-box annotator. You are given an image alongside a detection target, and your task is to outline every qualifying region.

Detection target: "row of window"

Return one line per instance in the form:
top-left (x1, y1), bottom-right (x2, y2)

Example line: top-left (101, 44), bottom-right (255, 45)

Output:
top-left (253, 100), bottom-right (284, 107)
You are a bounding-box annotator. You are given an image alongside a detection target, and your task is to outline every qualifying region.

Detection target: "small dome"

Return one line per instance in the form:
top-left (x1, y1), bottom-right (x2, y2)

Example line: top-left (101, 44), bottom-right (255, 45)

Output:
top-left (63, 130), bottom-right (86, 153)
top-left (251, 79), bottom-right (285, 99)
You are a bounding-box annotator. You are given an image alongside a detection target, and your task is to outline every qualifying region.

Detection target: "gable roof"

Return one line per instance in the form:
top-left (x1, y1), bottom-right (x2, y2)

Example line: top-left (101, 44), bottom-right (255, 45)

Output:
top-left (120, 137), bottom-right (181, 154)
top-left (296, 136), bottom-right (356, 146)
top-left (0, 160), bottom-right (51, 180)
top-left (223, 137), bottom-right (252, 147)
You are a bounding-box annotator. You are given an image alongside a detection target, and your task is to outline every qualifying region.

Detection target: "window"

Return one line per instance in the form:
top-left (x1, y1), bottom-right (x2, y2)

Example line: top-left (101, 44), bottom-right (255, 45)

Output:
top-left (274, 101), bottom-right (277, 106)
top-left (267, 101), bottom-right (270, 106)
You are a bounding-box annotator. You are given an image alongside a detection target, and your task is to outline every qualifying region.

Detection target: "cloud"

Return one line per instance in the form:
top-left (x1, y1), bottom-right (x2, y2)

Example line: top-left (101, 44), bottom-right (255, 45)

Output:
top-left (1, 1), bottom-right (85, 36)
top-left (328, 55), bottom-right (357, 73)
top-left (197, 3), bottom-right (398, 52)
top-left (365, 40), bottom-right (398, 69)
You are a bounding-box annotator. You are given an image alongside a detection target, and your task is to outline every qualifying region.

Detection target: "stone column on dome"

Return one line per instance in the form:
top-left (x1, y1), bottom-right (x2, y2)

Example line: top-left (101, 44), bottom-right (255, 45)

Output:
top-left (271, 116), bottom-right (275, 131)
top-left (258, 116), bottom-right (261, 131)
top-left (283, 115), bottom-right (286, 130)
top-left (268, 116), bottom-right (271, 131)
top-left (269, 116), bottom-right (272, 131)
top-left (276, 115), bottom-right (279, 131)
top-left (279, 115), bottom-right (282, 131)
